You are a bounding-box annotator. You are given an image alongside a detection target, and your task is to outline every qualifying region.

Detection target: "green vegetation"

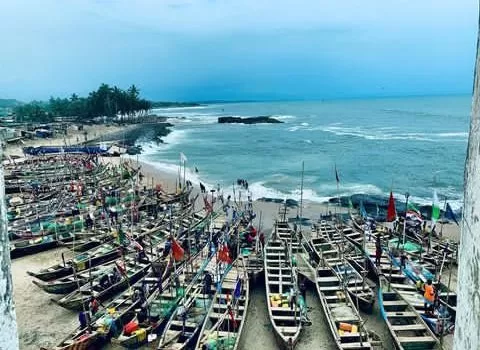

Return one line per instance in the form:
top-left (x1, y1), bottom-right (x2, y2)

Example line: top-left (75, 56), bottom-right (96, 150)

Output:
top-left (151, 101), bottom-right (201, 108)
top-left (13, 84), bottom-right (152, 123)
top-left (0, 99), bottom-right (22, 108)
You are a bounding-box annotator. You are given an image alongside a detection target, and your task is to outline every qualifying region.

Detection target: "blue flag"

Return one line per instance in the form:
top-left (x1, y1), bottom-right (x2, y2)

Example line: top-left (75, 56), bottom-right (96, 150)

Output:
top-left (234, 276), bottom-right (242, 299)
top-left (445, 203), bottom-right (459, 226)
top-left (360, 201), bottom-right (367, 218)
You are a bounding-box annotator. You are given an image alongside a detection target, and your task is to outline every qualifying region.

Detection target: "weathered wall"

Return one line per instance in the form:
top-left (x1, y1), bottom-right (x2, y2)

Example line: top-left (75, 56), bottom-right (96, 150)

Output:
top-left (0, 144), bottom-right (19, 348)
top-left (453, 11), bottom-right (480, 350)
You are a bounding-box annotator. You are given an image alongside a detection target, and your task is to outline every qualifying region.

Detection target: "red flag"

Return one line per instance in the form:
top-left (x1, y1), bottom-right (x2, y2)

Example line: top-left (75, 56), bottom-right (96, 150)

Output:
top-left (218, 244), bottom-right (232, 264)
top-left (171, 239), bottom-right (185, 261)
top-left (386, 191), bottom-right (396, 222)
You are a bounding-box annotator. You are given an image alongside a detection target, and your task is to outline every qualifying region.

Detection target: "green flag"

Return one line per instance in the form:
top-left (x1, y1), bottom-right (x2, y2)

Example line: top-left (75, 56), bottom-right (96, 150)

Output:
top-left (348, 198), bottom-right (353, 210)
top-left (431, 190), bottom-right (440, 223)
top-left (407, 202), bottom-right (421, 215)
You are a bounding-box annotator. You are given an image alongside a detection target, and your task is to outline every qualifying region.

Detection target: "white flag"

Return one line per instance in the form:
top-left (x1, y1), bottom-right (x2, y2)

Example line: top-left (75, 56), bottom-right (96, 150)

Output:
top-left (180, 152), bottom-right (188, 162)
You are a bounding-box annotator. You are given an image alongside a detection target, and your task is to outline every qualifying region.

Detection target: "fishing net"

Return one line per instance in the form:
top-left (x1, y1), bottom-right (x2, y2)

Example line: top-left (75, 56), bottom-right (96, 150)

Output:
top-left (203, 335), bottom-right (237, 349)
top-left (105, 197), bottom-right (118, 205)
top-left (389, 238), bottom-right (422, 253)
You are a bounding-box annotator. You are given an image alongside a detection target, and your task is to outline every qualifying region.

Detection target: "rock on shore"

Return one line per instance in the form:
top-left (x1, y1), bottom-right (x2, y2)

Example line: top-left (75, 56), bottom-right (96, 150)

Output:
top-left (218, 116), bottom-right (283, 124)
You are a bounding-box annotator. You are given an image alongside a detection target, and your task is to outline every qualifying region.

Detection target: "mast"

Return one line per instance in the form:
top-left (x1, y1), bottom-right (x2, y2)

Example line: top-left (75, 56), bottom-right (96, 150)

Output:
top-left (440, 196), bottom-right (447, 238)
top-left (299, 161), bottom-right (304, 235)
top-left (454, 15), bottom-right (480, 349)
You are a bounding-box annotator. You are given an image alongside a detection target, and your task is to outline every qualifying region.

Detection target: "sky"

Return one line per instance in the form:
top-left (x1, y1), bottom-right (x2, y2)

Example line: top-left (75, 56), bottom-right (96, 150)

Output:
top-left (0, 0), bottom-right (478, 102)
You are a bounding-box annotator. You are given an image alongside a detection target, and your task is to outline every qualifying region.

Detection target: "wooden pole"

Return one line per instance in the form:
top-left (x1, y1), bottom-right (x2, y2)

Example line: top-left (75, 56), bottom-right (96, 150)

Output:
top-left (454, 12), bottom-right (480, 349)
top-left (0, 145), bottom-right (19, 349)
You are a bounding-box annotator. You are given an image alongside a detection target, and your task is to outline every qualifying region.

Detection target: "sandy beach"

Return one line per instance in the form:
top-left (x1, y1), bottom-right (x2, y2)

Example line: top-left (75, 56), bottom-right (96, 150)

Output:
top-left (3, 124), bottom-right (139, 158)
top-left (10, 156), bottom-right (460, 349)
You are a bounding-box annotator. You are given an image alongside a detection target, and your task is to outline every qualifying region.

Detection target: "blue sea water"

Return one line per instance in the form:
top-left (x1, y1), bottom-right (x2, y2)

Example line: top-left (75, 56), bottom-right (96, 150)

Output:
top-left (139, 95), bottom-right (469, 210)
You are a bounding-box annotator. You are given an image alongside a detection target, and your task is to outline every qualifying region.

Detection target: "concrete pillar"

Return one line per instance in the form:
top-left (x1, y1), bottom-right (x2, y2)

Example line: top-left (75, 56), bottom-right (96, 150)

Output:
top-left (0, 146), bottom-right (19, 348)
top-left (453, 13), bottom-right (480, 350)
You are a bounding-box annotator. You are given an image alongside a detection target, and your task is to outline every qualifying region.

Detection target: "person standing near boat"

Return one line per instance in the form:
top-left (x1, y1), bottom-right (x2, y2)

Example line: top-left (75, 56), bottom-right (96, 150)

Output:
top-left (423, 279), bottom-right (435, 315)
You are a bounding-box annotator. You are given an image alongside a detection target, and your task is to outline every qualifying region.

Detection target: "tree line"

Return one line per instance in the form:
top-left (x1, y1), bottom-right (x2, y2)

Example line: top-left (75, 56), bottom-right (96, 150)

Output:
top-left (13, 84), bottom-right (152, 123)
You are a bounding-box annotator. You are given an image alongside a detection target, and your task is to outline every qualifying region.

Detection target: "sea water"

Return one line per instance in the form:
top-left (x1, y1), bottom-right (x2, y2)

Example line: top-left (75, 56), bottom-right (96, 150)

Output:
top-left (139, 95), bottom-right (469, 210)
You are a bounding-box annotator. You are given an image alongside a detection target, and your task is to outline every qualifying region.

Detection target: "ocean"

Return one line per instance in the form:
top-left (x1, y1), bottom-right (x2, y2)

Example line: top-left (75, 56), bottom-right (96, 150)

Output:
top-left (138, 95), bottom-right (469, 211)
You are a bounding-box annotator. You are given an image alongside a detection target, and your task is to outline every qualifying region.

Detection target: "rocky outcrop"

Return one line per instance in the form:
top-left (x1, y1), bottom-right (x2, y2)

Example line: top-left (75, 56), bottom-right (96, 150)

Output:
top-left (218, 116), bottom-right (283, 124)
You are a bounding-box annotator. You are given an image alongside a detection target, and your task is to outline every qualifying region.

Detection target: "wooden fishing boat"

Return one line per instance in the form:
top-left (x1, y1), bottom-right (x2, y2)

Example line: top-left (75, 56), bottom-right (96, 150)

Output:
top-left (343, 225), bottom-right (405, 284)
top-left (391, 280), bottom-right (455, 337)
top-left (156, 251), bottom-right (222, 349)
top-left (10, 231), bottom-right (76, 259)
top-left (264, 226), bottom-right (302, 349)
top-left (309, 226), bottom-right (375, 314)
top-left (275, 220), bottom-right (301, 253)
top-left (60, 232), bottom-right (113, 253)
top-left (195, 257), bottom-right (249, 350)
top-left (378, 275), bottom-right (440, 349)
top-left (27, 209), bottom-right (190, 281)
top-left (54, 253), bottom-right (152, 311)
top-left (114, 242), bottom-right (213, 349)
top-left (50, 211), bottom-right (200, 311)
top-left (388, 252), bottom-right (457, 323)
top-left (28, 241), bottom-right (121, 281)
top-left (314, 265), bottom-right (372, 349)
top-left (32, 258), bottom-right (130, 295)
top-left (54, 210), bottom-right (216, 350)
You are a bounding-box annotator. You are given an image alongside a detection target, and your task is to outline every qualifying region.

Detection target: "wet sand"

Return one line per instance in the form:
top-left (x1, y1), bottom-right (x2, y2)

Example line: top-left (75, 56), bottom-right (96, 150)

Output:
top-left (12, 247), bottom-right (77, 350)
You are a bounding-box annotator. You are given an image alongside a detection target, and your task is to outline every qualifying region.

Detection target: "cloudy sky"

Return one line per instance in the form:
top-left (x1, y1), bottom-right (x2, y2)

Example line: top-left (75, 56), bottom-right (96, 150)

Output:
top-left (0, 0), bottom-right (477, 101)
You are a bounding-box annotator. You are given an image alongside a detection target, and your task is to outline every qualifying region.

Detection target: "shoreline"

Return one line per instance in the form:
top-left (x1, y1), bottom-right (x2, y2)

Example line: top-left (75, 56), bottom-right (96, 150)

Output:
top-left (2, 121), bottom-right (172, 158)
top-left (116, 156), bottom-right (461, 242)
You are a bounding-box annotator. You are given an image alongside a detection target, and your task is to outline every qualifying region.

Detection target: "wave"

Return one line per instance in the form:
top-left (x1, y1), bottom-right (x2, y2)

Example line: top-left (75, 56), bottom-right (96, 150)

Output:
top-left (125, 153), bottom-right (465, 213)
top-left (274, 115), bottom-right (297, 121)
top-left (151, 106), bottom-right (208, 113)
top-left (165, 113), bottom-right (219, 125)
top-left (251, 181), bottom-right (464, 211)
top-left (134, 156), bottom-right (217, 193)
top-left (157, 129), bottom-right (190, 149)
top-left (311, 125), bottom-right (467, 142)
top-left (288, 126), bottom-right (301, 132)
top-left (288, 123), bottom-right (311, 132)
top-left (436, 132), bottom-right (468, 138)
top-left (381, 108), bottom-right (460, 119)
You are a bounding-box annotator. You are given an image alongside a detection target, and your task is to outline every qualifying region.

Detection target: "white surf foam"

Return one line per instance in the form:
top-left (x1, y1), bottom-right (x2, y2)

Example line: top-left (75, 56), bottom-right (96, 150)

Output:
top-left (151, 106), bottom-right (208, 113)
top-left (156, 129), bottom-right (191, 150)
top-left (274, 115), bottom-right (297, 121)
top-left (311, 125), bottom-right (452, 142)
top-left (436, 132), bottom-right (468, 138)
